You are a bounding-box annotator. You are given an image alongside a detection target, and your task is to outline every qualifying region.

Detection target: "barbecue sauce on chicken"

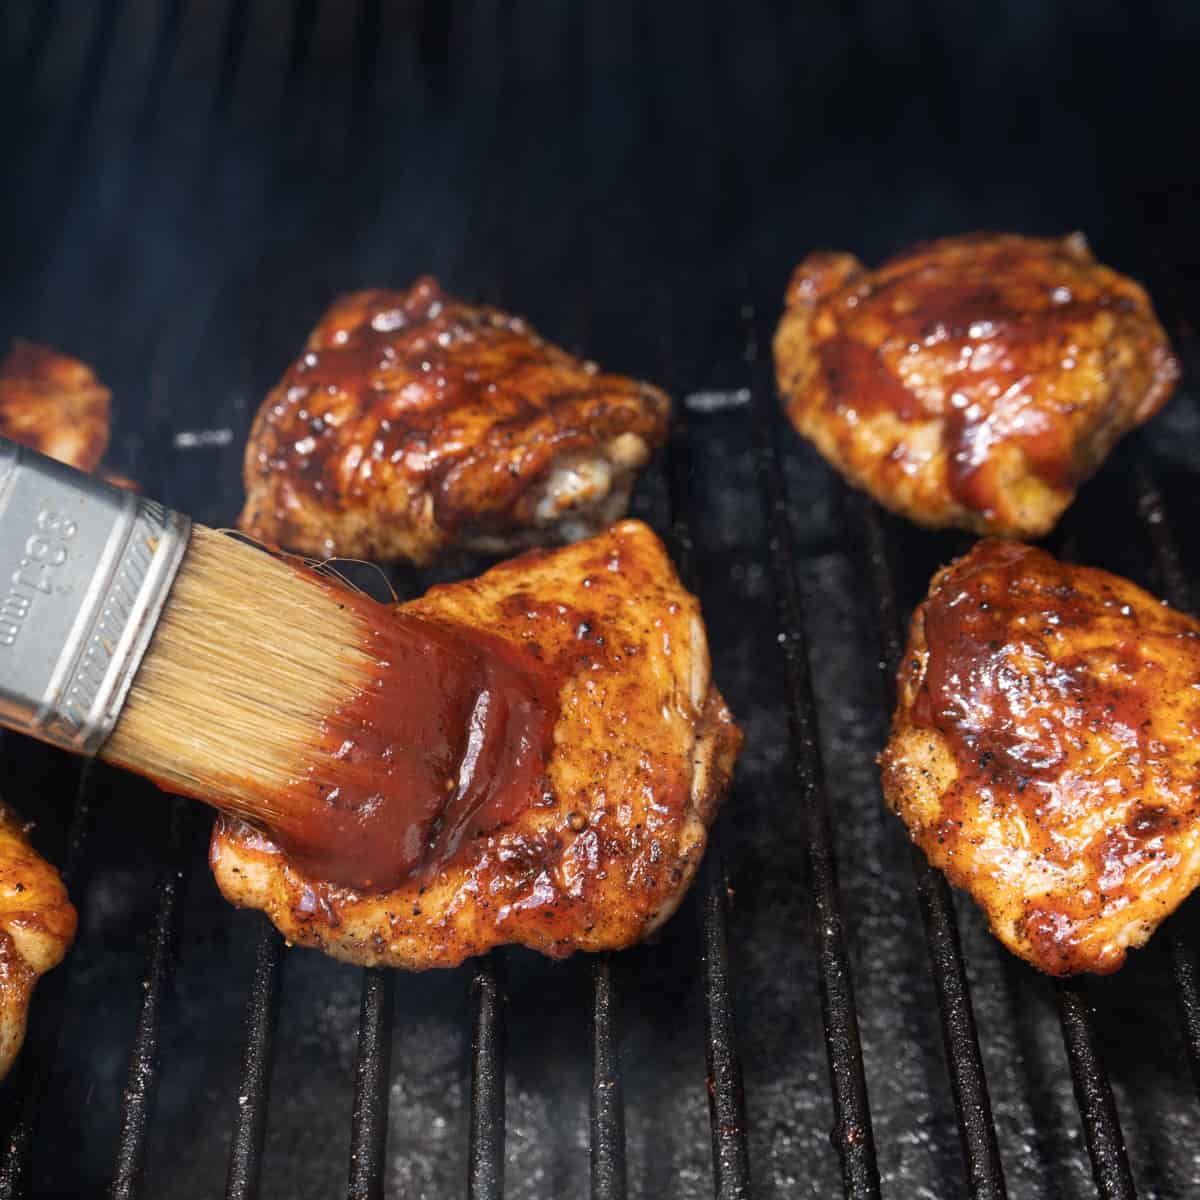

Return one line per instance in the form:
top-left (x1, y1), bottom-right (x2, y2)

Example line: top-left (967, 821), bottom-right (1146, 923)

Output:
top-left (243, 277), bottom-right (670, 553)
top-left (801, 234), bottom-right (1177, 521)
top-left (902, 538), bottom-right (1200, 972)
top-left (273, 279), bottom-right (550, 531)
top-left (911, 539), bottom-right (1156, 832)
top-left (269, 579), bottom-right (561, 893)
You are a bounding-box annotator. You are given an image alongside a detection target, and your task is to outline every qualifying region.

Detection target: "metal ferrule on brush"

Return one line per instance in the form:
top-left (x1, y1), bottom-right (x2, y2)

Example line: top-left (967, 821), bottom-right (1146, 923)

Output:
top-left (0, 438), bottom-right (191, 755)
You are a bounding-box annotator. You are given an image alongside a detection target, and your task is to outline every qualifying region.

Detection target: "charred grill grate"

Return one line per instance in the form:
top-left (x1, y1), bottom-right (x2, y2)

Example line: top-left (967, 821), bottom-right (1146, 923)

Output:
top-left (1, 1), bottom-right (1199, 1197)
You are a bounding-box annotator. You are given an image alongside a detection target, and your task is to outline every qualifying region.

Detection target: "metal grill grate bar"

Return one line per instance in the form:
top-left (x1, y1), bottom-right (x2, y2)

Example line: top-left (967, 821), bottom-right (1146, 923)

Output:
top-left (699, 854), bottom-right (752, 1199)
top-left (661, 357), bottom-right (752, 1198)
top-left (347, 968), bottom-right (395, 1200)
top-left (224, 924), bottom-right (284, 1200)
top-left (590, 957), bottom-right (628, 1200)
top-left (744, 343), bottom-right (879, 1197)
top-left (908, 861), bottom-right (1008, 1199)
top-left (468, 956), bottom-right (506, 1199)
top-left (1056, 985), bottom-right (1137, 1199)
top-left (1168, 941), bottom-right (1200, 1103)
top-left (1132, 427), bottom-right (1200, 1104)
top-left (850, 491), bottom-right (1006, 1199)
top-left (109, 800), bottom-right (193, 1200)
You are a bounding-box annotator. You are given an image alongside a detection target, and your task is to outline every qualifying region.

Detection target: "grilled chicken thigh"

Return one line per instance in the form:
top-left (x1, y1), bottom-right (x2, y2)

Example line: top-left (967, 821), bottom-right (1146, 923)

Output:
top-left (0, 803), bottom-right (77, 1077)
top-left (0, 341), bottom-right (111, 472)
top-left (239, 278), bottom-right (671, 565)
top-left (210, 520), bottom-right (740, 968)
top-left (774, 233), bottom-right (1178, 537)
top-left (882, 539), bottom-right (1200, 975)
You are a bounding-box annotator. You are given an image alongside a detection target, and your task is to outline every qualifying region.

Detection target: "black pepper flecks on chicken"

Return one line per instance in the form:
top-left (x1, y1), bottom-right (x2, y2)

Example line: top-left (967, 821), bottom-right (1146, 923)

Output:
top-left (211, 520), bottom-right (741, 969)
top-left (882, 539), bottom-right (1200, 975)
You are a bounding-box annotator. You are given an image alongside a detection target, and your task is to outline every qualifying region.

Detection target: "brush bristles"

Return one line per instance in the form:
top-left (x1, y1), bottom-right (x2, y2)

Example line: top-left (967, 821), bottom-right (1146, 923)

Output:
top-left (101, 526), bottom-right (371, 824)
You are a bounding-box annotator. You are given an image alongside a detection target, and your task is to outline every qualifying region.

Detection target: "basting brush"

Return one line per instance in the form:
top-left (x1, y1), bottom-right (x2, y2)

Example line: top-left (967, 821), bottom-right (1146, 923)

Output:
top-left (0, 437), bottom-right (557, 891)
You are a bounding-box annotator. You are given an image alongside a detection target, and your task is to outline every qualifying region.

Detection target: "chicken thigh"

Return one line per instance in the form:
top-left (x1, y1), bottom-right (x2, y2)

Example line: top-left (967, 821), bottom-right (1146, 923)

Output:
top-left (0, 803), bottom-right (77, 1077)
top-left (0, 341), bottom-right (111, 473)
top-left (210, 520), bottom-right (740, 968)
top-left (239, 279), bottom-right (671, 564)
top-left (774, 233), bottom-right (1178, 537)
top-left (882, 539), bottom-right (1200, 974)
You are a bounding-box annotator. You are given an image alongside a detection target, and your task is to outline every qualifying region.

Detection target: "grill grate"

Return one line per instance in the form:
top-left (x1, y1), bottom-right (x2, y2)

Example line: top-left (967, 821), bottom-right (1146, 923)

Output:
top-left (698, 857), bottom-right (752, 1199)
top-left (1054, 986), bottom-right (1136, 1200)
top-left (1133, 462), bottom-right (1200, 1102)
top-left (851, 495), bottom-right (1007, 1200)
top-left (589, 957), bottom-right (628, 1200)
top-left (348, 969), bottom-right (395, 1200)
top-left (224, 924), bottom-right (283, 1200)
top-left (745, 335), bottom-right (878, 1197)
top-left (665, 406), bottom-right (752, 1200)
top-left (1, 1), bottom-right (1199, 1196)
top-left (468, 958), bottom-right (506, 1200)
top-left (110, 802), bottom-right (195, 1200)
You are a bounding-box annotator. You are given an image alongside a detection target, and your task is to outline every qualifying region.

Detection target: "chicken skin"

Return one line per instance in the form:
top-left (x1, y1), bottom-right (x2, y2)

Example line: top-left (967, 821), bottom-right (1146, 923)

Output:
top-left (239, 278), bottom-right (671, 565)
top-left (0, 341), bottom-right (111, 473)
top-left (210, 520), bottom-right (740, 969)
top-left (0, 803), bottom-right (77, 1078)
top-left (881, 539), bottom-right (1200, 975)
top-left (774, 233), bottom-right (1178, 537)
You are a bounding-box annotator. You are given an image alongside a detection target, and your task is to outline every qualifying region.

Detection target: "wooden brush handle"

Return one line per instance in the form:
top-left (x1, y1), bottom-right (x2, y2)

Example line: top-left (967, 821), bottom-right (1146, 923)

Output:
top-left (0, 437), bottom-right (191, 755)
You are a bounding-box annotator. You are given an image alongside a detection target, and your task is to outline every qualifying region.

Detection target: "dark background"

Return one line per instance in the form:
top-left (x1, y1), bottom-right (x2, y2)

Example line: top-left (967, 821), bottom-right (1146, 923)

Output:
top-left (2, 2), bottom-right (1200, 1197)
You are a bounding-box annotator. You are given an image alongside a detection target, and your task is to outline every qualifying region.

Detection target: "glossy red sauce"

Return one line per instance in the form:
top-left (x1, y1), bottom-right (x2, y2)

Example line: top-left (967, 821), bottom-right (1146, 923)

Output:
top-left (803, 235), bottom-right (1172, 520)
top-left (909, 540), bottom-right (1161, 870)
top-left (252, 278), bottom-right (670, 543)
top-left (882, 532), bottom-right (1200, 972)
top-left (267, 579), bottom-right (561, 892)
top-left (291, 284), bottom-right (545, 414)
top-left (271, 282), bottom-right (549, 521)
top-left (818, 336), bottom-right (923, 421)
